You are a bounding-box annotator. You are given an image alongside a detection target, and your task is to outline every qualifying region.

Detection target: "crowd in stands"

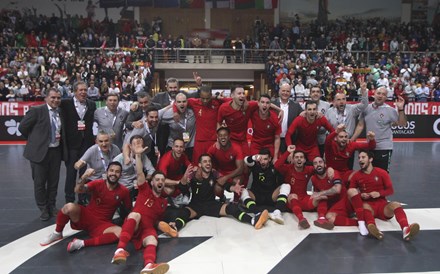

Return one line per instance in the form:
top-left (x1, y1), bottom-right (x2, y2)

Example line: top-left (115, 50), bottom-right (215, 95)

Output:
top-left (1, 8), bottom-right (440, 103)
top-left (261, 17), bottom-right (440, 102)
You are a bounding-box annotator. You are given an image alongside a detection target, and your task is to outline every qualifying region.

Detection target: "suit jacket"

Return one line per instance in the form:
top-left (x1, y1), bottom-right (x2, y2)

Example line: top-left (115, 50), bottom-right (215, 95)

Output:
top-left (272, 98), bottom-right (303, 127)
top-left (125, 102), bottom-right (162, 131)
top-left (94, 107), bottom-right (128, 149)
top-left (60, 97), bottom-right (96, 150)
top-left (19, 104), bottom-right (68, 163)
top-left (272, 98), bottom-right (303, 143)
top-left (152, 92), bottom-right (172, 108)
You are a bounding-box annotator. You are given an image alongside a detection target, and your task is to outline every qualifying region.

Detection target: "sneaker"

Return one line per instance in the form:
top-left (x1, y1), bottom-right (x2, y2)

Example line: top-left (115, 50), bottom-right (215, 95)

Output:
top-left (158, 221), bottom-right (178, 238)
top-left (111, 248), bottom-right (130, 265)
top-left (367, 223), bottom-right (384, 240)
top-left (298, 218), bottom-right (310, 229)
top-left (313, 218), bottom-right (334, 230)
top-left (253, 209), bottom-right (269, 229)
top-left (403, 223), bottom-right (420, 241)
top-left (40, 232), bottom-right (63, 246)
top-left (66, 238), bottom-right (84, 253)
top-left (358, 220), bottom-right (369, 236)
top-left (140, 262), bottom-right (170, 274)
top-left (269, 210), bottom-right (284, 225)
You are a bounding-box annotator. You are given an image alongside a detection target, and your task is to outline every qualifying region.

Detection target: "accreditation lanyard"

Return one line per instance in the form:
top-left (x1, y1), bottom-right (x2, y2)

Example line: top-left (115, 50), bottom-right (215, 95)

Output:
top-left (336, 108), bottom-right (347, 125)
top-left (98, 147), bottom-right (109, 171)
top-left (105, 107), bottom-right (118, 127)
top-left (74, 98), bottom-right (87, 120)
top-left (145, 125), bottom-right (156, 144)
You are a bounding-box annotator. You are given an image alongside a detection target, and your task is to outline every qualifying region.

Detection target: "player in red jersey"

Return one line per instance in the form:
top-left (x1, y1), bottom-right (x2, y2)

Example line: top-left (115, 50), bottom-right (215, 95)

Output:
top-left (325, 124), bottom-right (376, 184)
top-left (348, 150), bottom-right (420, 241)
top-left (207, 127), bottom-right (244, 192)
top-left (310, 157), bottom-right (343, 230)
top-left (217, 86), bottom-right (259, 156)
top-left (111, 143), bottom-right (170, 274)
top-left (40, 163), bottom-right (132, 253)
top-left (274, 145), bottom-right (316, 229)
top-left (285, 100), bottom-right (334, 162)
top-left (156, 138), bottom-right (192, 207)
top-left (250, 94), bottom-right (282, 162)
top-left (185, 86), bottom-right (231, 163)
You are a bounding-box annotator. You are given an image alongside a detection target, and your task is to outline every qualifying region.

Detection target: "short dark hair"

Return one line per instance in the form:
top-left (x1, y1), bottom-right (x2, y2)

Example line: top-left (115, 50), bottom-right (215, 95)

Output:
top-left (129, 134), bottom-right (144, 144)
top-left (231, 85), bottom-right (244, 94)
top-left (359, 149), bottom-right (374, 159)
top-left (198, 153), bottom-right (211, 163)
top-left (107, 161), bottom-right (122, 171)
top-left (259, 94), bottom-right (271, 101)
top-left (105, 93), bottom-right (119, 101)
top-left (258, 148), bottom-right (271, 157)
top-left (216, 126), bottom-right (230, 134)
top-left (293, 150), bottom-right (306, 158)
top-left (146, 105), bottom-right (158, 116)
top-left (305, 100), bottom-right (318, 109)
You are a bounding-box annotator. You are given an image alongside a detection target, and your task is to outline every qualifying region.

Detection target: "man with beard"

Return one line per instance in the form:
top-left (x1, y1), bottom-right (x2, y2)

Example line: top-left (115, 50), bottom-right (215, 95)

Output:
top-left (347, 150), bottom-right (420, 241)
top-left (274, 145), bottom-right (316, 229)
top-left (218, 86), bottom-right (282, 156)
top-left (157, 154), bottom-right (269, 237)
top-left (310, 157), bottom-right (343, 230)
top-left (240, 149), bottom-right (290, 225)
top-left (352, 88), bottom-right (406, 172)
top-left (285, 100), bottom-right (334, 162)
top-left (325, 124), bottom-right (376, 184)
top-left (125, 106), bottom-right (160, 165)
top-left (325, 80), bottom-right (368, 139)
top-left (159, 92), bottom-right (196, 160)
top-left (40, 162), bottom-right (132, 252)
top-left (125, 92), bottom-right (161, 133)
top-left (207, 127), bottom-right (244, 196)
top-left (156, 138), bottom-right (192, 206)
top-left (182, 85), bottom-right (230, 164)
top-left (74, 132), bottom-right (121, 181)
top-left (250, 94), bottom-right (281, 162)
top-left (111, 144), bottom-right (171, 274)
top-left (309, 85), bottom-right (331, 156)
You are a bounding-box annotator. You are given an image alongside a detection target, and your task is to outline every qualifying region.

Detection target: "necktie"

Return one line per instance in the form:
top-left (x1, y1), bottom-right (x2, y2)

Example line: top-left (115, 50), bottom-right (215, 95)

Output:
top-left (50, 109), bottom-right (57, 143)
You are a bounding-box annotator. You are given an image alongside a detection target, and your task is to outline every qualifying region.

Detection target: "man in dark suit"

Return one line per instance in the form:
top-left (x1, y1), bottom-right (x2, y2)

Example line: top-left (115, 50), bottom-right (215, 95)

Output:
top-left (152, 78), bottom-right (179, 155)
top-left (60, 81), bottom-right (96, 203)
top-left (125, 91), bottom-right (161, 132)
top-left (272, 83), bottom-right (303, 153)
top-left (19, 88), bottom-right (68, 221)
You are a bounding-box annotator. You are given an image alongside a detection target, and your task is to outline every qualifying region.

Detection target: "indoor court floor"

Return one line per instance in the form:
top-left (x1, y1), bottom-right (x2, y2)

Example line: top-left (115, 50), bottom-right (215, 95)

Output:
top-left (1, 142), bottom-right (439, 274)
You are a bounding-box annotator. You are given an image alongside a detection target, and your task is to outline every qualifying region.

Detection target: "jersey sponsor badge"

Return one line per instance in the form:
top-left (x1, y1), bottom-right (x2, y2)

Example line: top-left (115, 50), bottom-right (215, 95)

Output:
top-left (115, 195), bottom-right (120, 200)
top-left (374, 176), bottom-right (379, 181)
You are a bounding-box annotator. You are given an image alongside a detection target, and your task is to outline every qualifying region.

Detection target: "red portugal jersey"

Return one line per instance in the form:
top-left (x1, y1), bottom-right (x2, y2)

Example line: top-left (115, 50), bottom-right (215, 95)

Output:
top-left (157, 151), bottom-right (191, 180)
top-left (250, 110), bottom-right (281, 147)
top-left (349, 167), bottom-right (394, 198)
top-left (285, 116), bottom-right (334, 150)
top-left (217, 100), bottom-right (258, 142)
top-left (311, 170), bottom-right (345, 201)
top-left (188, 98), bottom-right (228, 142)
top-left (133, 182), bottom-right (167, 221)
top-left (87, 179), bottom-right (131, 222)
top-left (274, 151), bottom-right (314, 197)
top-left (207, 142), bottom-right (244, 174)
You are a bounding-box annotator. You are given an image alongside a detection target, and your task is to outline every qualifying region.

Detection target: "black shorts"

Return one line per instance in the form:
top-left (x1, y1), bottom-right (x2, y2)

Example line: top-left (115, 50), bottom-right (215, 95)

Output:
top-left (252, 189), bottom-right (275, 206)
top-left (188, 200), bottom-right (223, 218)
top-left (372, 150), bottom-right (392, 173)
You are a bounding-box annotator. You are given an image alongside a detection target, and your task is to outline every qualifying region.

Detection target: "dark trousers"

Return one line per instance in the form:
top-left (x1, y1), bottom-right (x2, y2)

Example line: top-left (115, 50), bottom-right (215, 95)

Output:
top-left (30, 146), bottom-right (62, 211)
top-left (372, 149), bottom-right (393, 173)
top-left (64, 147), bottom-right (88, 203)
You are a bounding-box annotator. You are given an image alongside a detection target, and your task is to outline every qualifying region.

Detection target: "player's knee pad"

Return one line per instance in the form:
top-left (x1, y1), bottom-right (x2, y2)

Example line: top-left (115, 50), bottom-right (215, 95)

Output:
top-left (279, 183), bottom-right (291, 196)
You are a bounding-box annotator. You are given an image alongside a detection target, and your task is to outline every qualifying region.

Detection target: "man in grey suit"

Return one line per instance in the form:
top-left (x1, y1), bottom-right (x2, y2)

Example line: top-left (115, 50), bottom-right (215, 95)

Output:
top-left (19, 88), bottom-right (68, 221)
top-left (125, 92), bottom-right (161, 132)
top-left (272, 83), bottom-right (303, 153)
top-left (94, 93), bottom-right (128, 150)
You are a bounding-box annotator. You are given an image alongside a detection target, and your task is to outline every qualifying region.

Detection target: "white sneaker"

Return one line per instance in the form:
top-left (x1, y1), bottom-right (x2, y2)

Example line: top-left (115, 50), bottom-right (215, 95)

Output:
top-left (140, 262), bottom-right (170, 274)
top-left (40, 232), bottom-right (63, 246)
top-left (269, 209), bottom-right (284, 225)
top-left (358, 220), bottom-right (368, 236)
top-left (66, 238), bottom-right (84, 253)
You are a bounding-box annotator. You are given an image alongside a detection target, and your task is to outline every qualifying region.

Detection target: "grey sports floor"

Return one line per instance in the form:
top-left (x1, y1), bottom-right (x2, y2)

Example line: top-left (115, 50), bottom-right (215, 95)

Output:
top-left (1, 142), bottom-right (439, 274)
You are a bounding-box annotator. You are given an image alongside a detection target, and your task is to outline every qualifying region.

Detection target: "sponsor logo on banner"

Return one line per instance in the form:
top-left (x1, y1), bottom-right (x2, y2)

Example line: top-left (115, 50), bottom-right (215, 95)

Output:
top-left (392, 121), bottom-right (416, 135)
top-left (433, 118), bottom-right (440, 136)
